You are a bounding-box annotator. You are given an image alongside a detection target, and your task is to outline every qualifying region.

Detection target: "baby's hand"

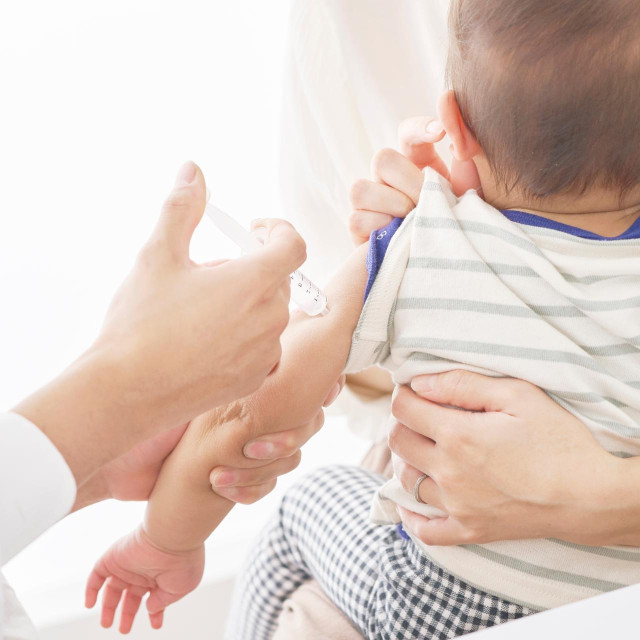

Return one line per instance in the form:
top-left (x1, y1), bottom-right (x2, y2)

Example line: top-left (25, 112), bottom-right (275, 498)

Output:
top-left (85, 526), bottom-right (204, 633)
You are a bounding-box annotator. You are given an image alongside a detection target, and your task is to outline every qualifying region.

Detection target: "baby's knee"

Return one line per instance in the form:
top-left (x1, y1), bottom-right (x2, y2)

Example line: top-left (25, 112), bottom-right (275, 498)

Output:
top-left (282, 464), bottom-right (347, 505)
top-left (280, 464), bottom-right (380, 521)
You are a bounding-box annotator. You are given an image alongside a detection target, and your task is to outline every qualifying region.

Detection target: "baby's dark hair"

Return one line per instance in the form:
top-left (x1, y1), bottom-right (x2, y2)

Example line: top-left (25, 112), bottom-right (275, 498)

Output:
top-left (447, 0), bottom-right (640, 200)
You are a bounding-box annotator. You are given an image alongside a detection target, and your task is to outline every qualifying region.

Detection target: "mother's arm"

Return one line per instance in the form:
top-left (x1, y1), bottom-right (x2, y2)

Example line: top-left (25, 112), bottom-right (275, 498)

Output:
top-left (391, 370), bottom-right (640, 547)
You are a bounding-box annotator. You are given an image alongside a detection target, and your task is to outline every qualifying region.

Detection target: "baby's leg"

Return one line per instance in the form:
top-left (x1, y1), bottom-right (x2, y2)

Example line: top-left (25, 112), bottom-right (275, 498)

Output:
top-left (225, 465), bottom-right (533, 640)
top-left (225, 465), bottom-right (389, 639)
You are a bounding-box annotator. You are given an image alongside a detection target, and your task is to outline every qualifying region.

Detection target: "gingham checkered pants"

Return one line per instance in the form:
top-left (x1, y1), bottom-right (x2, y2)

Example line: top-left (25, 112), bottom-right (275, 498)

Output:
top-left (225, 465), bottom-right (533, 639)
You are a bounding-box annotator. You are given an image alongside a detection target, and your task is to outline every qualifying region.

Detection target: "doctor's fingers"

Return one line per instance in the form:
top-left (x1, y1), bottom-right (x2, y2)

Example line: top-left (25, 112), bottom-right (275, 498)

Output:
top-left (148, 161), bottom-right (206, 264)
top-left (392, 454), bottom-right (446, 512)
top-left (242, 409), bottom-right (325, 461)
top-left (224, 254), bottom-right (292, 314)
top-left (213, 478), bottom-right (278, 505)
top-left (211, 451), bottom-right (302, 503)
top-left (247, 218), bottom-right (307, 282)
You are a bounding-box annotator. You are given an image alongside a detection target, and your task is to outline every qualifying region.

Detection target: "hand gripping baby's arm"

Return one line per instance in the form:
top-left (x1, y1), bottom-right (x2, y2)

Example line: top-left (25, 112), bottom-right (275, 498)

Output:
top-left (85, 242), bottom-right (370, 632)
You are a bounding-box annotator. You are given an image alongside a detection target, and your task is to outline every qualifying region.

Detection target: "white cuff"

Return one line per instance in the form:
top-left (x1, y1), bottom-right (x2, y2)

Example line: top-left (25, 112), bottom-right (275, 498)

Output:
top-left (0, 412), bottom-right (76, 566)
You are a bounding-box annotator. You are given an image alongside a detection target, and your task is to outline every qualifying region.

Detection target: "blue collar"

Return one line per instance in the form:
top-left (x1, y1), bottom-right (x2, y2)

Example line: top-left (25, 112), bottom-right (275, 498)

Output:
top-left (501, 209), bottom-right (640, 241)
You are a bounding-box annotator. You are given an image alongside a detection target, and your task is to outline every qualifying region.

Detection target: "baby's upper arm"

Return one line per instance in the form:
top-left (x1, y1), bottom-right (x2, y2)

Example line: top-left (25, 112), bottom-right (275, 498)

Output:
top-left (321, 241), bottom-right (370, 329)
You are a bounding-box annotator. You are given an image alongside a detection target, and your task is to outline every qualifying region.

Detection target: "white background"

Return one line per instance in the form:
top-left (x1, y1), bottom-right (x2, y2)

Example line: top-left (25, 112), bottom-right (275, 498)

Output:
top-left (0, 0), bottom-right (368, 636)
top-left (2, 2), bottom-right (639, 639)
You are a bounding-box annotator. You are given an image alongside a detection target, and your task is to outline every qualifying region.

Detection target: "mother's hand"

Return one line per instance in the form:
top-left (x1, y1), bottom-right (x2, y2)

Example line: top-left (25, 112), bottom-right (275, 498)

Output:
top-left (390, 370), bottom-right (629, 547)
top-left (348, 116), bottom-right (482, 245)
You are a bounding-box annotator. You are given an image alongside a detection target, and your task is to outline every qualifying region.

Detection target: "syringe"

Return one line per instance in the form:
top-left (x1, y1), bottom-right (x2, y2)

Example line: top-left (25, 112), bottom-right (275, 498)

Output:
top-left (204, 202), bottom-right (329, 317)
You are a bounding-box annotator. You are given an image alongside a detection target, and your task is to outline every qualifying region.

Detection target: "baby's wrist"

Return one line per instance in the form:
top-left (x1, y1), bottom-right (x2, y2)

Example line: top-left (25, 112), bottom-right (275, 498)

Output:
top-left (137, 523), bottom-right (203, 557)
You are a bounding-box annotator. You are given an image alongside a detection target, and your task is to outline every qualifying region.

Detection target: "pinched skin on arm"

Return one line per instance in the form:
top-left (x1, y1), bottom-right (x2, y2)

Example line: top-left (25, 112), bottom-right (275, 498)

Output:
top-left (86, 242), bottom-right (369, 631)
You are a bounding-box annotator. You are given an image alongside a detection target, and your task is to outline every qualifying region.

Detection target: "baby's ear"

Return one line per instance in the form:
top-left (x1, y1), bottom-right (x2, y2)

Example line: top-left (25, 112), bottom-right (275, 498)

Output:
top-left (437, 91), bottom-right (481, 162)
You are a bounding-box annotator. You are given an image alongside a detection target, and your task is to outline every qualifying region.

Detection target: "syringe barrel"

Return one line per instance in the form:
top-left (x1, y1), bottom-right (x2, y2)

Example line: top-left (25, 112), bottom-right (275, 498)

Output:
top-left (204, 201), bottom-right (329, 316)
top-left (289, 270), bottom-right (328, 316)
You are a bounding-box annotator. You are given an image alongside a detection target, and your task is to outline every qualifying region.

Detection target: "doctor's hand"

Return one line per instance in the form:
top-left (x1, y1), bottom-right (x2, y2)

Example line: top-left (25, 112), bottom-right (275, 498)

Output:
top-left (389, 371), bottom-right (640, 547)
top-left (14, 161), bottom-right (306, 486)
top-left (348, 116), bottom-right (482, 245)
top-left (209, 375), bottom-right (346, 504)
top-left (72, 424), bottom-right (189, 512)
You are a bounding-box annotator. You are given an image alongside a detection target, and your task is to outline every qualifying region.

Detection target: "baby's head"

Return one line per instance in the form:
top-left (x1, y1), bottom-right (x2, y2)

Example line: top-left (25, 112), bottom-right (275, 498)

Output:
top-left (440, 0), bottom-right (640, 208)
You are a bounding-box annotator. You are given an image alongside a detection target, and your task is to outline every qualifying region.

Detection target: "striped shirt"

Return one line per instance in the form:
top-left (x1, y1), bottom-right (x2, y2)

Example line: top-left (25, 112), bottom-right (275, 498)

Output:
top-left (344, 168), bottom-right (640, 610)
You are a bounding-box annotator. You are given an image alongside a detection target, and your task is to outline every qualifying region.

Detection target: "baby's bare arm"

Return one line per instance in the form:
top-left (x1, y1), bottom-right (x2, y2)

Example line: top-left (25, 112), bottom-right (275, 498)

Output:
top-left (143, 243), bottom-right (370, 552)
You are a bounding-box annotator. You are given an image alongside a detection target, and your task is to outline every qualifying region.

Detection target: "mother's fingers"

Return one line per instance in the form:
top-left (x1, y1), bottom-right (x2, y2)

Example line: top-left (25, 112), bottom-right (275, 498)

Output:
top-left (397, 506), bottom-right (469, 547)
top-left (392, 454), bottom-right (446, 511)
top-left (350, 179), bottom-right (415, 216)
top-left (388, 421), bottom-right (437, 469)
top-left (398, 116), bottom-right (444, 148)
top-left (370, 148), bottom-right (425, 205)
top-left (410, 369), bottom-right (542, 414)
top-left (392, 385), bottom-right (468, 443)
top-left (397, 117), bottom-right (450, 178)
top-left (348, 210), bottom-right (394, 245)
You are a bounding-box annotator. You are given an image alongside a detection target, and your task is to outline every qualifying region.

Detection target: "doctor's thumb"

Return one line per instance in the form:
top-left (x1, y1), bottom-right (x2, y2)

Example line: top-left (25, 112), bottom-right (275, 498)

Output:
top-left (150, 161), bottom-right (207, 262)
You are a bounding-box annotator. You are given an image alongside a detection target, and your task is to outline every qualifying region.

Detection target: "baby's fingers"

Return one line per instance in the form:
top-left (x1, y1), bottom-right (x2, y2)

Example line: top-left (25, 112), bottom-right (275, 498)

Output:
top-left (146, 585), bottom-right (185, 628)
top-left (100, 576), bottom-right (129, 628)
top-left (146, 590), bottom-right (171, 630)
top-left (146, 589), bottom-right (171, 617)
top-left (85, 567), bottom-right (108, 608)
top-left (149, 610), bottom-right (164, 630)
top-left (118, 586), bottom-right (148, 634)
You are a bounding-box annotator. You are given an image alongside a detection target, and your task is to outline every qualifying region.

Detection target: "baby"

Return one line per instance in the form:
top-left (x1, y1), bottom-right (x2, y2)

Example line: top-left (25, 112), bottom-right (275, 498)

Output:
top-left (88, 0), bottom-right (640, 637)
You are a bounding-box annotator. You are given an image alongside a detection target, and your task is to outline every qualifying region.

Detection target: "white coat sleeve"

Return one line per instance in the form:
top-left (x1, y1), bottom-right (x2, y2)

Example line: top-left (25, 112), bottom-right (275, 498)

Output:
top-left (0, 412), bottom-right (76, 566)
